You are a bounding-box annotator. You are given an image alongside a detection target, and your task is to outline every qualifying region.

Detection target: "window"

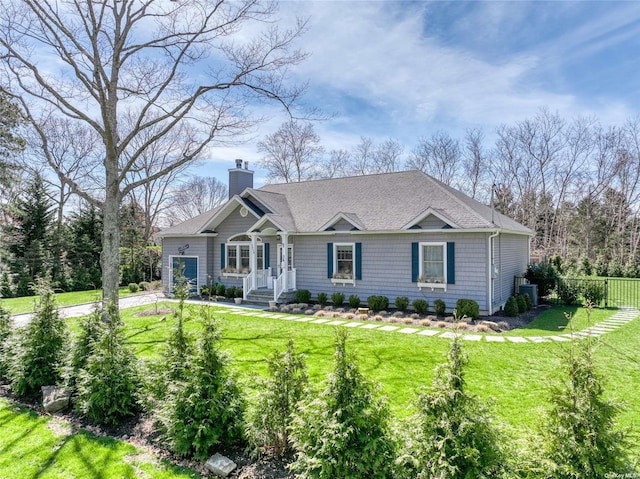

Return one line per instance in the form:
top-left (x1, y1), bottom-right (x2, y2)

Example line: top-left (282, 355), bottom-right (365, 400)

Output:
top-left (421, 244), bottom-right (444, 283)
top-left (336, 244), bottom-right (354, 277)
top-left (413, 242), bottom-right (450, 289)
top-left (223, 243), bottom-right (264, 275)
top-left (328, 242), bottom-right (362, 283)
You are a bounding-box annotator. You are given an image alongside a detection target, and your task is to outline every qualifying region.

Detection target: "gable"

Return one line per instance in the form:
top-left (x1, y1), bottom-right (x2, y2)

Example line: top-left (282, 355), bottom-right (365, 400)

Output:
top-left (414, 213), bottom-right (451, 230)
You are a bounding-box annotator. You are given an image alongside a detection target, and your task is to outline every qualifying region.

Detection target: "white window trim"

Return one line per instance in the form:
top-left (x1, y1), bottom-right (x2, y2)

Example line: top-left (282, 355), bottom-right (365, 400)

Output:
top-left (332, 242), bottom-right (356, 285)
top-left (169, 255), bottom-right (199, 293)
top-left (222, 243), bottom-right (264, 277)
top-left (418, 242), bottom-right (447, 291)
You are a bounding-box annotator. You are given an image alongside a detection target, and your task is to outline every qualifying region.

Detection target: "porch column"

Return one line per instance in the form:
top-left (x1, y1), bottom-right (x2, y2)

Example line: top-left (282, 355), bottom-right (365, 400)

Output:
top-left (282, 233), bottom-right (289, 291)
top-left (250, 233), bottom-right (258, 290)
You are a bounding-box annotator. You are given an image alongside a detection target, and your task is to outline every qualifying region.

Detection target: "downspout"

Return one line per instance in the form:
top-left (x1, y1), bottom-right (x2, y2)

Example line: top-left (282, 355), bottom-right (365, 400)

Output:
top-left (488, 230), bottom-right (500, 315)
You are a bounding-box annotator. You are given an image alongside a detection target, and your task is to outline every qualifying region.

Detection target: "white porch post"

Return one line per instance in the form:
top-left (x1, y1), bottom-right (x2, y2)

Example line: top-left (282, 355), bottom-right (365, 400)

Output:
top-left (250, 233), bottom-right (258, 291)
top-left (282, 233), bottom-right (289, 291)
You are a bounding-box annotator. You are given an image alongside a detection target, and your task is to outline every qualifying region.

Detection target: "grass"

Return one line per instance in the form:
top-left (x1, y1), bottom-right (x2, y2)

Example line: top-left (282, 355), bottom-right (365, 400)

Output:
top-left (504, 305), bottom-right (615, 336)
top-left (0, 399), bottom-right (199, 479)
top-left (101, 302), bottom-right (640, 444)
top-left (0, 287), bottom-right (135, 315)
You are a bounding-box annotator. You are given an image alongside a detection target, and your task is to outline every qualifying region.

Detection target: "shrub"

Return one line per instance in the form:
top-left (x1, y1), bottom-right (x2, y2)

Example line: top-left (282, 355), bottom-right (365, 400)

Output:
top-left (0, 302), bottom-right (12, 381)
top-left (128, 282), bottom-right (139, 293)
top-left (163, 308), bottom-right (245, 459)
top-left (434, 299), bottom-right (446, 316)
top-left (215, 283), bottom-right (226, 297)
top-left (504, 296), bottom-right (519, 317)
top-left (331, 292), bottom-right (345, 308)
top-left (437, 321), bottom-right (447, 328)
top-left (367, 295), bottom-right (389, 312)
top-left (1, 272), bottom-right (13, 298)
top-left (289, 329), bottom-right (396, 478)
top-left (413, 299), bottom-right (429, 315)
top-left (516, 294), bottom-right (527, 314)
top-left (524, 262), bottom-right (558, 300)
top-left (455, 299), bottom-right (479, 320)
top-left (581, 257), bottom-right (593, 276)
top-left (139, 281), bottom-right (150, 291)
top-left (395, 296), bottom-right (410, 312)
top-left (316, 292), bottom-right (328, 307)
top-left (9, 277), bottom-right (67, 398)
top-left (400, 337), bottom-right (505, 478)
top-left (476, 324), bottom-right (490, 332)
top-left (225, 286), bottom-right (236, 298)
top-left (523, 292), bottom-right (533, 310)
top-left (582, 281), bottom-right (605, 306)
top-left (76, 304), bottom-right (140, 426)
top-left (64, 303), bottom-right (103, 393)
top-left (295, 289), bottom-right (312, 303)
top-left (348, 294), bottom-right (361, 309)
top-left (542, 308), bottom-right (631, 476)
top-left (557, 278), bottom-right (580, 305)
top-left (247, 339), bottom-right (309, 456)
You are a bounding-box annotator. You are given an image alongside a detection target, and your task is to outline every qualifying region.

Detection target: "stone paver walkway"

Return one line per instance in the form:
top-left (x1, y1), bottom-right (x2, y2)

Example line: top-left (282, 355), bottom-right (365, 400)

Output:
top-left (211, 304), bottom-right (639, 344)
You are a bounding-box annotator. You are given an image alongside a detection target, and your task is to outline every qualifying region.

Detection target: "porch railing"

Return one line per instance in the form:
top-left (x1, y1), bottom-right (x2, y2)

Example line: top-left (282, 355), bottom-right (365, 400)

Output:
top-left (274, 268), bottom-right (296, 302)
top-left (243, 267), bottom-right (273, 299)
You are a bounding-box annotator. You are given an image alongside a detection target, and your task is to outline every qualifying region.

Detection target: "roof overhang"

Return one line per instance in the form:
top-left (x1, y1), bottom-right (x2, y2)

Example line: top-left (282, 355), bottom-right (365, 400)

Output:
top-left (200, 196), bottom-right (260, 232)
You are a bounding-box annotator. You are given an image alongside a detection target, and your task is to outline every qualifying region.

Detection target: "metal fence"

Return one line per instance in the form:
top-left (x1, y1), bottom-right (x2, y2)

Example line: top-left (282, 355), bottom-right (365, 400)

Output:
top-left (514, 276), bottom-right (640, 308)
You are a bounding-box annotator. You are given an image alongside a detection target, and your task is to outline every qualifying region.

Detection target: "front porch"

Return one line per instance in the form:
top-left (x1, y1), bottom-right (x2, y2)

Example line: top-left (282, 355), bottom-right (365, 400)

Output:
top-left (242, 267), bottom-right (297, 303)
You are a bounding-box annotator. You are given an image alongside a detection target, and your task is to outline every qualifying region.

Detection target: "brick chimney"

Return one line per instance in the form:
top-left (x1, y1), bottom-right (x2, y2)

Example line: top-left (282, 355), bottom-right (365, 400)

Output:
top-left (228, 159), bottom-right (253, 199)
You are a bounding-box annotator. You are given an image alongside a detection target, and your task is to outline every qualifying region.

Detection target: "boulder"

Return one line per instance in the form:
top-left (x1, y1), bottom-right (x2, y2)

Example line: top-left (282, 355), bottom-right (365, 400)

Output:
top-left (42, 385), bottom-right (71, 413)
top-left (205, 453), bottom-right (237, 477)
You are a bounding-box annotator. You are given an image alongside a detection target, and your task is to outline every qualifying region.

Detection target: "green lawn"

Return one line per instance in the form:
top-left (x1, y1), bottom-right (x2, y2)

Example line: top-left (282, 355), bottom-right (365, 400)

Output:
top-left (107, 302), bottom-right (640, 444)
top-left (0, 399), bottom-right (199, 479)
top-left (504, 305), bottom-right (615, 336)
top-left (0, 287), bottom-right (135, 315)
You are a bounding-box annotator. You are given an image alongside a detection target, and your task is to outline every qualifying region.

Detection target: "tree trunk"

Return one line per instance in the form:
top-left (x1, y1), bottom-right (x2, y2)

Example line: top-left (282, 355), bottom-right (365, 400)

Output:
top-left (102, 161), bottom-right (121, 309)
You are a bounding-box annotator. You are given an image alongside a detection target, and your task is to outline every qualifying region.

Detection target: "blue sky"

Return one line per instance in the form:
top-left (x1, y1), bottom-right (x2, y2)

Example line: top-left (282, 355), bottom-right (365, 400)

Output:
top-left (194, 1), bottom-right (640, 187)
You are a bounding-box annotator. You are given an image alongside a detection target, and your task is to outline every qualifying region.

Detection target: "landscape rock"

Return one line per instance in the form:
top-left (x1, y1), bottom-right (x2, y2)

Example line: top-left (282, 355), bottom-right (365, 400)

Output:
top-left (42, 385), bottom-right (71, 413)
top-left (205, 453), bottom-right (237, 477)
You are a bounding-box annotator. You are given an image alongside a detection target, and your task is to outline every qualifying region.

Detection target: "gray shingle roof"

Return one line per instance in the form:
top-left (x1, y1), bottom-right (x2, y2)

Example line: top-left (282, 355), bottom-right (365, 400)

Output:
top-left (254, 170), bottom-right (531, 233)
top-left (159, 170), bottom-right (532, 236)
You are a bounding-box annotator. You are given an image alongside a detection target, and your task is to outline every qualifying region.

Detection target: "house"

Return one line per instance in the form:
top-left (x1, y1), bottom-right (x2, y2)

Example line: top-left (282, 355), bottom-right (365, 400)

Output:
top-left (159, 160), bottom-right (533, 315)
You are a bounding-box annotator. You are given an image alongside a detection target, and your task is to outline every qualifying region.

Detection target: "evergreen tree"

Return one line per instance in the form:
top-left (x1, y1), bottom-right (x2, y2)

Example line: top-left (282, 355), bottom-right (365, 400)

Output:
top-left (67, 203), bottom-right (103, 290)
top-left (0, 301), bottom-right (12, 381)
top-left (401, 337), bottom-right (505, 479)
top-left (290, 329), bottom-right (396, 478)
top-left (0, 92), bottom-right (25, 188)
top-left (542, 311), bottom-right (632, 478)
top-left (3, 172), bottom-right (55, 293)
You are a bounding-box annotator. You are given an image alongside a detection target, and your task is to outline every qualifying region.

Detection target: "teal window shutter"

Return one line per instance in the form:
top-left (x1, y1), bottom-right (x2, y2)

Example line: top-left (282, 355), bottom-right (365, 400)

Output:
top-left (220, 243), bottom-right (226, 269)
top-left (447, 242), bottom-right (455, 284)
top-left (327, 243), bottom-right (333, 278)
top-left (411, 242), bottom-right (419, 282)
top-left (355, 242), bottom-right (362, 280)
top-left (264, 243), bottom-right (270, 269)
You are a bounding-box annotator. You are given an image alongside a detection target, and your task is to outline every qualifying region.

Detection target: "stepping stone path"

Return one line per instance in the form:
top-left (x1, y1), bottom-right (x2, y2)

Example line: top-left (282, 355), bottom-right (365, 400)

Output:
top-left (176, 303), bottom-right (640, 345)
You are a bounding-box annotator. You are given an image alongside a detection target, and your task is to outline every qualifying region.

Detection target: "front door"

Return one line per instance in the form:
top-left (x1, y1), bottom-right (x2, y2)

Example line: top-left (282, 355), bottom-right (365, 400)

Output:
top-left (277, 244), bottom-right (294, 276)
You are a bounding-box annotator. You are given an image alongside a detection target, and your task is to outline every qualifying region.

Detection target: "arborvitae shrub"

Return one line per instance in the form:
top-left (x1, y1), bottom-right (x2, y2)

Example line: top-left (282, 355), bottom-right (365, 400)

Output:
top-left (64, 303), bottom-right (103, 393)
top-left (76, 303), bottom-right (140, 426)
top-left (412, 299), bottom-right (429, 315)
top-left (0, 302), bottom-right (12, 381)
top-left (348, 294), bottom-right (360, 308)
top-left (295, 289), bottom-right (311, 303)
top-left (455, 299), bottom-right (479, 320)
top-left (395, 296), bottom-right (410, 312)
top-left (400, 337), bottom-right (505, 478)
top-left (331, 292), bottom-right (345, 308)
top-left (516, 294), bottom-right (527, 314)
top-left (290, 329), bottom-right (396, 478)
top-left (542, 309), bottom-right (632, 477)
top-left (504, 296), bottom-right (519, 317)
top-left (163, 307), bottom-right (245, 459)
top-left (434, 299), bottom-right (446, 316)
top-left (367, 295), bottom-right (389, 312)
top-left (9, 277), bottom-right (67, 397)
top-left (581, 257), bottom-right (593, 276)
top-left (317, 292), bottom-right (328, 307)
top-left (247, 339), bottom-right (309, 456)
top-left (1, 272), bottom-right (13, 298)
top-left (523, 292), bottom-right (533, 310)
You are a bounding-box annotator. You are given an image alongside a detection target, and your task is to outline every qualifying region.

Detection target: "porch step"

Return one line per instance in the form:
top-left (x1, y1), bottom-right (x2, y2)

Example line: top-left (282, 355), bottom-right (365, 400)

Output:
top-left (246, 288), bottom-right (297, 305)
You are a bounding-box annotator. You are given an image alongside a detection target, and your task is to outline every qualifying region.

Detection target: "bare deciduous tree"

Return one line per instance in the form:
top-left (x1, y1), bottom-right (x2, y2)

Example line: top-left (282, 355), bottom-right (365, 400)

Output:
top-left (165, 176), bottom-right (228, 226)
top-left (0, 0), bottom-right (306, 306)
top-left (258, 120), bottom-right (324, 183)
top-left (407, 131), bottom-right (461, 186)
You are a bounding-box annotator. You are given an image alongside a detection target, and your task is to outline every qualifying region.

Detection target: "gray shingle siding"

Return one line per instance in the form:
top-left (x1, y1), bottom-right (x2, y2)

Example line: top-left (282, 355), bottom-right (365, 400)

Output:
top-left (293, 232), bottom-right (490, 312)
top-left (492, 233), bottom-right (529, 308)
top-left (161, 237), bottom-right (208, 293)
